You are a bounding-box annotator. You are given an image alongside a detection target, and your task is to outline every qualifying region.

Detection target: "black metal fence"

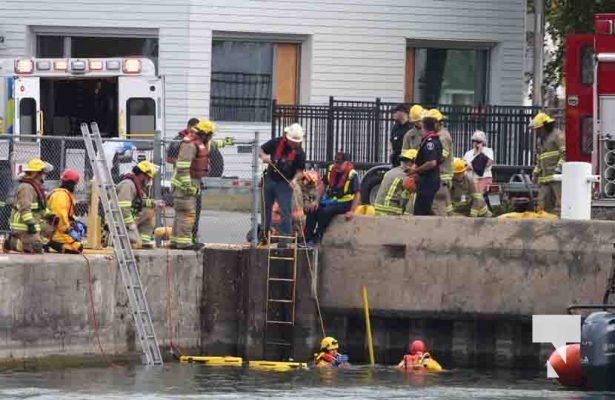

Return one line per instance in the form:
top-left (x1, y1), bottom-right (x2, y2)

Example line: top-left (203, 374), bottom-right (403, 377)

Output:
top-left (272, 97), bottom-right (554, 170)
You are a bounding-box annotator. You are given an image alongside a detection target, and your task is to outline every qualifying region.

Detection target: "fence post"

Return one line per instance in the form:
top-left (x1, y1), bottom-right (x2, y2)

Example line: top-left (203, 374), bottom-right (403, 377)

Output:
top-left (271, 99), bottom-right (277, 140)
top-left (326, 96), bottom-right (335, 161)
top-left (250, 131), bottom-right (260, 248)
top-left (374, 97), bottom-right (382, 163)
top-left (153, 130), bottom-right (163, 246)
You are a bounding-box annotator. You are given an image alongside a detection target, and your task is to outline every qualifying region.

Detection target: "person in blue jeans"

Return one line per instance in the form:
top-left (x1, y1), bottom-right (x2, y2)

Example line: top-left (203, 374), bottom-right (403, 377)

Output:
top-left (259, 123), bottom-right (306, 245)
top-left (304, 152), bottom-right (361, 244)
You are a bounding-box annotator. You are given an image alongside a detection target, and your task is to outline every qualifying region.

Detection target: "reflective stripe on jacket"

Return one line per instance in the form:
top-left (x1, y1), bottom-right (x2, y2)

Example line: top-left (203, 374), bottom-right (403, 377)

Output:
top-left (534, 128), bottom-right (565, 184)
top-left (438, 128), bottom-right (454, 183)
top-left (10, 180), bottom-right (46, 232)
top-left (326, 165), bottom-right (357, 203)
top-left (47, 187), bottom-right (77, 244)
top-left (451, 174), bottom-right (490, 217)
top-left (374, 166), bottom-right (408, 215)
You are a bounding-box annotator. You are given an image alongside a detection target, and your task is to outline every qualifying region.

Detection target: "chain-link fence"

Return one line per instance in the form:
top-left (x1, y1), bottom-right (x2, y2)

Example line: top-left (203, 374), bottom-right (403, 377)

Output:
top-left (0, 132), bottom-right (261, 246)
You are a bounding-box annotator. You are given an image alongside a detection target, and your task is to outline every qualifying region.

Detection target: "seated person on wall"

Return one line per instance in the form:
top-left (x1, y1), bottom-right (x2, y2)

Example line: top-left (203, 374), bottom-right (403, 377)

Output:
top-left (314, 337), bottom-right (350, 368)
top-left (450, 158), bottom-right (492, 218)
top-left (396, 340), bottom-right (443, 372)
top-left (46, 169), bottom-right (86, 254)
top-left (116, 161), bottom-right (164, 249)
top-left (5, 158), bottom-right (54, 254)
top-left (304, 152), bottom-right (360, 244)
top-left (374, 149), bottom-right (417, 216)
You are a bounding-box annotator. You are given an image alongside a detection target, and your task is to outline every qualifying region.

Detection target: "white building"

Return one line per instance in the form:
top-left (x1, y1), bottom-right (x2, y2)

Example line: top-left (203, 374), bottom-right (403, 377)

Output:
top-left (0, 0), bottom-right (526, 176)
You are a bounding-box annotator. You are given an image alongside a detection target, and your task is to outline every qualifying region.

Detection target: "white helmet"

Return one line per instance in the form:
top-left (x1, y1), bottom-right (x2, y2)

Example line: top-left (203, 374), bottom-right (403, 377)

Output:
top-left (284, 123), bottom-right (304, 143)
top-left (471, 130), bottom-right (487, 145)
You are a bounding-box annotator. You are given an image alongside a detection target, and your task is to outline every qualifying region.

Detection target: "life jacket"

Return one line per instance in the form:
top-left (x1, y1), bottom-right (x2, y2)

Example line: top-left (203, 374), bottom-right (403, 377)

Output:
top-left (314, 352), bottom-right (337, 366)
top-left (120, 173), bottom-right (145, 211)
top-left (189, 136), bottom-right (210, 179)
top-left (19, 178), bottom-right (47, 212)
top-left (166, 129), bottom-right (190, 164)
top-left (326, 163), bottom-right (356, 202)
top-left (402, 352), bottom-right (430, 370)
top-left (270, 137), bottom-right (297, 178)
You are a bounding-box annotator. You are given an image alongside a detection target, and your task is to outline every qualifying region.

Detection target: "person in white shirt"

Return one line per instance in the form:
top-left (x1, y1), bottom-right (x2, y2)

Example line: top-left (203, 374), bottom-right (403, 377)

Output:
top-left (463, 130), bottom-right (494, 193)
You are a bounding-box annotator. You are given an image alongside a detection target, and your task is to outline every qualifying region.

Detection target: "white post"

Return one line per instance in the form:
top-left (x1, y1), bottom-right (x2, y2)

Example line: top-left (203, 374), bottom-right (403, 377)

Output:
top-left (553, 162), bottom-right (600, 220)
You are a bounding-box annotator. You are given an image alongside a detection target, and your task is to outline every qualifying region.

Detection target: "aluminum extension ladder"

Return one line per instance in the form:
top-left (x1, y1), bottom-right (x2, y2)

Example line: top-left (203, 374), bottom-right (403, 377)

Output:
top-left (80, 122), bottom-right (163, 366)
top-left (264, 234), bottom-right (298, 360)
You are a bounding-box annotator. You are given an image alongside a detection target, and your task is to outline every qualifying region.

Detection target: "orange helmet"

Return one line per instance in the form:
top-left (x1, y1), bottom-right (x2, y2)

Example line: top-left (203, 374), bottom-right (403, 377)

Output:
top-left (409, 340), bottom-right (426, 355)
top-left (60, 169), bottom-right (80, 184)
top-left (302, 170), bottom-right (320, 184)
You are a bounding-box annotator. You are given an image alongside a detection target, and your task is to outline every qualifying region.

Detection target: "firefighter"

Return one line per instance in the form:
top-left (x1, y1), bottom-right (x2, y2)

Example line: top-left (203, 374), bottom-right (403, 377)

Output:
top-left (260, 123), bottom-right (306, 246)
top-left (170, 119), bottom-right (217, 250)
top-left (401, 105), bottom-right (425, 151)
top-left (410, 114), bottom-right (443, 216)
top-left (451, 158), bottom-right (492, 218)
top-left (389, 104), bottom-right (413, 167)
top-left (427, 109), bottom-right (454, 216)
top-left (314, 337), bottom-right (350, 368)
top-left (304, 152), bottom-right (360, 244)
top-left (531, 112), bottom-right (565, 214)
top-left (46, 169), bottom-right (86, 254)
top-left (117, 160), bottom-right (162, 249)
top-left (5, 158), bottom-right (54, 253)
top-left (374, 149), bottom-right (417, 216)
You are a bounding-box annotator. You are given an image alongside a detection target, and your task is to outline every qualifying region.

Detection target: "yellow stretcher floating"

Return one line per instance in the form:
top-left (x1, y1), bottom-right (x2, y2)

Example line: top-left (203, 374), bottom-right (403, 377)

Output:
top-left (248, 361), bottom-right (309, 372)
top-left (179, 356), bottom-right (243, 367)
top-left (424, 358), bottom-right (443, 372)
top-left (497, 211), bottom-right (558, 220)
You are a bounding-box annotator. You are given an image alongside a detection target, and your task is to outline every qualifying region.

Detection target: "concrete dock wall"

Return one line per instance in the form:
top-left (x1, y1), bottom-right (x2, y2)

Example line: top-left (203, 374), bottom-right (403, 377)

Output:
top-left (0, 250), bottom-right (202, 362)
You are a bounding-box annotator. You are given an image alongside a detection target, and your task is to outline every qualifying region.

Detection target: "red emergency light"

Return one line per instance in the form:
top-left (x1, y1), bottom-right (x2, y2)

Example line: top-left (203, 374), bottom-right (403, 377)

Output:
top-left (54, 59), bottom-right (68, 71)
top-left (14, 59), bottom-right (34, 74)
top-left (89, 59), bottom-right (103, 71)
top-left (596, 19), bottom-right (614, 35)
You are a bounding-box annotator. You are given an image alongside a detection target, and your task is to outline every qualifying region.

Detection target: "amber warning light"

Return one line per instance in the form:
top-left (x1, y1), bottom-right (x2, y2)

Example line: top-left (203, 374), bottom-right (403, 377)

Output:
top-left (596, 19), bottom-right (614, 35)
top-left (89, 59), bottom-right (103, 71)
top-left (123, 59), bottom-right (141, 74)
top-left (14, 59), bottom-right (33, 74)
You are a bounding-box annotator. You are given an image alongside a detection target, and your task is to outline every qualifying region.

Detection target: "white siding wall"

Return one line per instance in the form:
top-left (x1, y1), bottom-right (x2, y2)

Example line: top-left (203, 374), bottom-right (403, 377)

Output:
top-left (0, 0), bottom-right (525, 137)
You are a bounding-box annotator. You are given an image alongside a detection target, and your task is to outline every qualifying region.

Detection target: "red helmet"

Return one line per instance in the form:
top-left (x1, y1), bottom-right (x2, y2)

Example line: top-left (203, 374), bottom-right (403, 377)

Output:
top-left (61, 169), bottom-right (80, 184)
top-left (409, 340), bottom-right (426, 355)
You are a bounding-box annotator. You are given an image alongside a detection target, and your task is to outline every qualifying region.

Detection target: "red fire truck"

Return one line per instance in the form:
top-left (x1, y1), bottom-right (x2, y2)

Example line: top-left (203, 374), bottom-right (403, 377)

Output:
top-left (566, 13), bottom-right (615, 201)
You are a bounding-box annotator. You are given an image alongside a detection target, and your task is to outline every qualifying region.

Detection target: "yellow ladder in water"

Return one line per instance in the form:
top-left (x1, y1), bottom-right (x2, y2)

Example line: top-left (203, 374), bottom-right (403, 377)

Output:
top-left (264, 233), bottom-right (298, 360)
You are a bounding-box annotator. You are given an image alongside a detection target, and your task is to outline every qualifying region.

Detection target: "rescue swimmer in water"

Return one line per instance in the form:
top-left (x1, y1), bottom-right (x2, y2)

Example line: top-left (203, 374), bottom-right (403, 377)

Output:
top-left (314, 337), bottom-right (350, 368)
top-left (396, 340), bottom-right (443, 372)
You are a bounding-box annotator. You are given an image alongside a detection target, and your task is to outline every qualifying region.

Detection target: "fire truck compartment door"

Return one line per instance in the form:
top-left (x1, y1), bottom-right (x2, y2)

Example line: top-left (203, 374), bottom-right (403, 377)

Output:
top-left (13, 76), bottom-right (41, 137)
top-left (118, 76), bottom-right (162, 144)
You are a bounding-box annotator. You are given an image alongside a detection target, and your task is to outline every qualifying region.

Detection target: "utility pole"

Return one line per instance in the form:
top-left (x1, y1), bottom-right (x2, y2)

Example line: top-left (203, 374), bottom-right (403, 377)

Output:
top-left (533, 0), bottom-right (545, 107)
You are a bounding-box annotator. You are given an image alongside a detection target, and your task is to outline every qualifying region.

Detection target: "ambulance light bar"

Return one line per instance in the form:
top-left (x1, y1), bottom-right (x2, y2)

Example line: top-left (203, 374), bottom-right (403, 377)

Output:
top-left (54, 59), bottom-right (68, 71)
top-left (71, 60), bottom-right (87, 72)
top-left (15, 59), bottom-right (34, 74)
top-left (123, 59), bottom-right (141, 74)
top-left (89, 59), bottom-right (103, 71)
top-left (106, 60), bottom-right (121, 71)
top-left (36, 60), bottom-right (51, 71)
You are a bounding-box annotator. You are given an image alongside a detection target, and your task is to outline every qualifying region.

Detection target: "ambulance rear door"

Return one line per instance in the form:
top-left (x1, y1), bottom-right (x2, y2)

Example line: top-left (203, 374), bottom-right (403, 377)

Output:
top-left (12, 76), bottom-right (42, 179)
top-left (118, 75), bottom-right (163, 145)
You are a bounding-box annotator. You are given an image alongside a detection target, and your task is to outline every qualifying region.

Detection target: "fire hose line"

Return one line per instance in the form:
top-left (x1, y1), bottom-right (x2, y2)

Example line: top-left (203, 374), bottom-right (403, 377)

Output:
top-left (265, 162), bottom-right (327, 338)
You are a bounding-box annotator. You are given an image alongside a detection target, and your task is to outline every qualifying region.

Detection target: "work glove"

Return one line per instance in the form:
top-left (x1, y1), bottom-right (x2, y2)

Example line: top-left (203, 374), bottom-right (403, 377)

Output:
top-left (27, 223), bottom-right (37, 235)
top-left (554, 164), bottom-right (562, 174)
top-left (67, 228), bottom-right (82, 242)
top-left (74, 221), bottom-right (87, 236)
top-left (332, 354), bottom-right (349, 367)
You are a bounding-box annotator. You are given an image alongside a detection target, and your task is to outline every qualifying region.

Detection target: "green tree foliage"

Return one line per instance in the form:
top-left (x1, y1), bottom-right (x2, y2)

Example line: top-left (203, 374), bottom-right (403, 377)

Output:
top-left (546, 0), bottom-right (615, 90)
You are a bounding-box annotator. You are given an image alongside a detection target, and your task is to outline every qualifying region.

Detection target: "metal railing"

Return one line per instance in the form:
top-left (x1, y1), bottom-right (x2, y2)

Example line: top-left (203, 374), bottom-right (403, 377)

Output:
top-left (272, 97), bottom-right (564, 171)
top-left (0, 132), bottom-right (261, 245)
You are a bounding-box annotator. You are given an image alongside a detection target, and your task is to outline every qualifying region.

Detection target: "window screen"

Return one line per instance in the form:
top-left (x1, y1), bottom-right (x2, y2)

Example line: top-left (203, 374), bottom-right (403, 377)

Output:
top-left (127, 98), bottom-right (155, 137)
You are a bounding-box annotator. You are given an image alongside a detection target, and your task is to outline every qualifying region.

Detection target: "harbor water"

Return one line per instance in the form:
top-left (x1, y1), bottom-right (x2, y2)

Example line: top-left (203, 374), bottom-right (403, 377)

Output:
top-left (1, 363), bottom-right (614, 400)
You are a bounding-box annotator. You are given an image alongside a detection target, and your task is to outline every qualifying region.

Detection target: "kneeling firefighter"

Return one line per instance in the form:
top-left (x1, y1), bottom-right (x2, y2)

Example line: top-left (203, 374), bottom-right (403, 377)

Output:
top-left (117, 161), bottom-right (162, 249)
top-left (314, 337), bottom-right (350, 368)
top-left (46, 169), bottom-right (86, 254)
top-left (374, 149), bottom-right (417, 216)
top-left (451, 158), bottom-right (491, 218)
top-left (6, 158), bottom-right (54, 254)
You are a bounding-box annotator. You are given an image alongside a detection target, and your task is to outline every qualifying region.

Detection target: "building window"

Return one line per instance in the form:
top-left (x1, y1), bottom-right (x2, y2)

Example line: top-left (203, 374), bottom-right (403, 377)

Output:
top-left (406, 47), bottom-right (489, 105)
top-left (210, 40), bottom-right (300, 122)
top-left (35, 35), bottom-right (159, 72)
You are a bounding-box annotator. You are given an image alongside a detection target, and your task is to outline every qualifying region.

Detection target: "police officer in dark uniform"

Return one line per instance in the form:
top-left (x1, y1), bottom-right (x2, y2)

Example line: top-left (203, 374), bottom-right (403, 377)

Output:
top-left (410, 112), bottom-right (443, 216)
top-left (389, 104), bottom-right (412, 167)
